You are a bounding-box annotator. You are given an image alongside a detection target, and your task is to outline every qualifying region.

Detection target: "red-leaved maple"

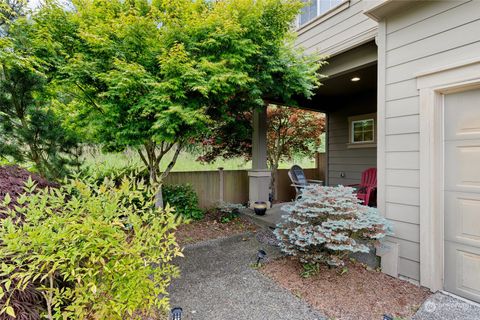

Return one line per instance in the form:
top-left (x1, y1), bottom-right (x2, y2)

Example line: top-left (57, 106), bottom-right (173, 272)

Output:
top-left (199, 105), bottom-right (325, 201)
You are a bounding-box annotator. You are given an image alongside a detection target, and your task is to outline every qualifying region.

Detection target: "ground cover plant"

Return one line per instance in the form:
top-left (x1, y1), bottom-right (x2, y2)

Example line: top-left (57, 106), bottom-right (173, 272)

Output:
top-left (215, 202), bottom-right (245, 223)
top-left (274, 185), bottom-right (392, 267)
top-left (0, 177), bottom-right (183, 319)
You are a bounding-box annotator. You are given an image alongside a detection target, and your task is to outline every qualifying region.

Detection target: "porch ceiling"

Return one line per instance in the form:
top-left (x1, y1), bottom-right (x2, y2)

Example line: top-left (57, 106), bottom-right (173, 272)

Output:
top-left (318, 63), bottom-right (377, 97)
top-left (295, 63), bottom-right (377, 113)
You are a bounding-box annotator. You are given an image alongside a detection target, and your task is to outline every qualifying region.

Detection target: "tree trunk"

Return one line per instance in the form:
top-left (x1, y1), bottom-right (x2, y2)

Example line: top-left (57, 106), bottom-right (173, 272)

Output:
top-left (138, 142), bottom-right (158, 184)
top-left (155, 184), bottom-right (164, 208)
top-left (137, 141), bottom-right (183, 209)
top-left (159, 143), bottom-right (183, 181)
top-left (270, 164), bottom-right (279, 202)
top-left (156, 143), bottom-right (183, 208)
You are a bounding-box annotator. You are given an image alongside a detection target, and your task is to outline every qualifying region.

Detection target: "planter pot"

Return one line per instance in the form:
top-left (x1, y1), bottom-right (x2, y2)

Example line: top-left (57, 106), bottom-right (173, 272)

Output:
top-left (254, 201), bottom-right (267, 216)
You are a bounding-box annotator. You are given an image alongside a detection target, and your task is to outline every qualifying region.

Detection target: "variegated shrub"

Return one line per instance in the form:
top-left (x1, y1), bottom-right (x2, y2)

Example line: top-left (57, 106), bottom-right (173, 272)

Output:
top-left (274, 185), bottom-right (392, 267)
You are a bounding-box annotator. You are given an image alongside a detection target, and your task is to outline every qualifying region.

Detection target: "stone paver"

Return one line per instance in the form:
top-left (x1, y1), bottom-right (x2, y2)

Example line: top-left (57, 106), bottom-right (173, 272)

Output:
top-left (414, 292), bottom-right (480, 320)
top-left (169, 233), bottom-right (325, 320)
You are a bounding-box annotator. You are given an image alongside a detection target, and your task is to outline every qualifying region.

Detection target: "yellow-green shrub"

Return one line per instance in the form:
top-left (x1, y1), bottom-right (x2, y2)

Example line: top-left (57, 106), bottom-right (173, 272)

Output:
top-left (0, 177), bottom-right (183, 319)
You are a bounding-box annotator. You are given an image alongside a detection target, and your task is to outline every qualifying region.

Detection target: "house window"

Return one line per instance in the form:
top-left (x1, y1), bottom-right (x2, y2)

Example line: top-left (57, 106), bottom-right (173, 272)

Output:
top-left (298, 0), bottom-right (344, 27)
top-left (352, 119), bottom-right (374, 143)
top-left (347, 113), bottom-right (376, 148)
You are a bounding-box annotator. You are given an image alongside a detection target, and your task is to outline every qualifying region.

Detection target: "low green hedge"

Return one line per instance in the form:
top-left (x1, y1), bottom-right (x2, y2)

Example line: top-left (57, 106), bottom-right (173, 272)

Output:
top-left (162, 184), bottom-right (204, 220)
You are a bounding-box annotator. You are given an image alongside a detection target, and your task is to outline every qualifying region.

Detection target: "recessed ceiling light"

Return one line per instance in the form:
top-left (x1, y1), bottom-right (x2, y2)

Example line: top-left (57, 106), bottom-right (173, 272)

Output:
top-left (351, 77), bottom-right (361, 82)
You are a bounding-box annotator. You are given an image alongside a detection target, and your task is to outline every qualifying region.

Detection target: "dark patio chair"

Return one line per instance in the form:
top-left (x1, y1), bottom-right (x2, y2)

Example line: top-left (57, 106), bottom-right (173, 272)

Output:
top-left (288, 165), bottom-right (323, 200)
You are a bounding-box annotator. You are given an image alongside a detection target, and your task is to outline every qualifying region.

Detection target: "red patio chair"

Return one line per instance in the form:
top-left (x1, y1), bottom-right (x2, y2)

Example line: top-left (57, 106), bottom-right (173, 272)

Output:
top-left (349, 168), bottom-right (377, 206)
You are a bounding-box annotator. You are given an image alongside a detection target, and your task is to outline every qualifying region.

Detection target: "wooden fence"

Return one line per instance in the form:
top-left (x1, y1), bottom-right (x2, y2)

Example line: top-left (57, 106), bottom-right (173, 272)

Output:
top-left (164, 153), bottom-right (326, 208)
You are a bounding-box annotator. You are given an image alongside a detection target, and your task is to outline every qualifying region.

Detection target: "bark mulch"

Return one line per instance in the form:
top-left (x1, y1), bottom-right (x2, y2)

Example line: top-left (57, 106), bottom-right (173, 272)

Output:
top-left (261, 257), bottom-right (431, 320)
top-left (175, 212), bottom-right (258, 246)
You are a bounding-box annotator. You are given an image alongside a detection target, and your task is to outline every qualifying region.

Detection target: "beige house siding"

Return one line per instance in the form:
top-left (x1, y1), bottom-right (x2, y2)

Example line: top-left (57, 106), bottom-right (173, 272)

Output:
top-left (327, 94), bottom-right (377, 186)
top-left (296, 0), bottom-right (377, 56)
top-left (379, 0), bottom-right (480, 281)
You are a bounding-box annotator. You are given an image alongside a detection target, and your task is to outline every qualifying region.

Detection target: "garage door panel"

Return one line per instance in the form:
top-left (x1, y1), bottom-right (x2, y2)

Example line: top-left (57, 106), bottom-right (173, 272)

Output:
top-left (444, 88), bottom-right (480, 304)
top-left (445, 192), bottom-right (480, 246)
top-left (444, 140), bottom-right (480, 191)
top-left (444, 90), bottom-right (480, 141)
top-left (445, 242), bottom-right (480, 302)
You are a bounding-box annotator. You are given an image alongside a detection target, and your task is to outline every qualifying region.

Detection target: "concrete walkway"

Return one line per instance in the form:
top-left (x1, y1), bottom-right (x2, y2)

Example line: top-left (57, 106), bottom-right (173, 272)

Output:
top-left (169, 233), bottom-right (325, 320)
top-left (239, 202), bottom-right (292, 229)
top-left (414, 292), bottom-right (480, 320)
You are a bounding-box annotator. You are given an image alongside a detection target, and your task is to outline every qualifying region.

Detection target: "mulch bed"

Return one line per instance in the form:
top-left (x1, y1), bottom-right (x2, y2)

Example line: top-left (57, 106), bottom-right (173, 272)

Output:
top-left (175, 212), bottom-right (258, 246)
top-left (261, 257), bottom-right (431, 320)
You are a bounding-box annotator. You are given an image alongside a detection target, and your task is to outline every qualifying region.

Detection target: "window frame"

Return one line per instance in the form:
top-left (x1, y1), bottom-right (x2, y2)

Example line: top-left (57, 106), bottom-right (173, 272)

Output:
top-left (297, 0), bottom-right (348, 29)
top-left (347, 113), bottom-right (377, 148)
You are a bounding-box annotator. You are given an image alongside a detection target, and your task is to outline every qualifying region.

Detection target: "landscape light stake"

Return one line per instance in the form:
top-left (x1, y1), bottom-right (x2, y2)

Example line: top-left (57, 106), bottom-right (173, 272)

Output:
top-left (170, 307), bottom-right (183, 320)
top-left (257, 249), bottom-right (267, 265)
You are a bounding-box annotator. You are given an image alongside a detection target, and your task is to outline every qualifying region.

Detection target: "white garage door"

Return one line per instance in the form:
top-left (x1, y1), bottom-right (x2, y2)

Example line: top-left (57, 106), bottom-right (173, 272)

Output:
top-left (444, 89), bottom-right (480, 303)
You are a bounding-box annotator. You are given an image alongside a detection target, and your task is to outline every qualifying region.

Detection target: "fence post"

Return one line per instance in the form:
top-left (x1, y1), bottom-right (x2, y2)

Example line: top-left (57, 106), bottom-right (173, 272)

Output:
top-left (218, 167), bottom-right (224, 203)
top-left (316, 152), bottom-right (326, 181)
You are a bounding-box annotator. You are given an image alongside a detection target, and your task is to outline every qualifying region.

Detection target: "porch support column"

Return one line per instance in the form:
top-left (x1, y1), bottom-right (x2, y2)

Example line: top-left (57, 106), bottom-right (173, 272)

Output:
top-left (248, 105), bottom-right (271, 208)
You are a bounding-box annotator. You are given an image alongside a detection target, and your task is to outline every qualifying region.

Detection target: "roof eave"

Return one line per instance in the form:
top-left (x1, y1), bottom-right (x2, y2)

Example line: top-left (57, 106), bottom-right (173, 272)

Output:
top-left (363, 0), bottom-right (415, 22)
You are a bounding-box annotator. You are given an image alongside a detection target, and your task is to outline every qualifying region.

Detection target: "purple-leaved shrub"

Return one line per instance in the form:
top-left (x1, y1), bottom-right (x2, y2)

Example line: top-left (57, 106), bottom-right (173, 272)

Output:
top-left (274, 185), bottom-right (392, 267)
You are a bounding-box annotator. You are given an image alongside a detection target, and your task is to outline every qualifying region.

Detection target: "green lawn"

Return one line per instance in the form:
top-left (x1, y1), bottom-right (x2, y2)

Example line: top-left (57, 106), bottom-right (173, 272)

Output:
top-left (81, 148), bottom-right (317, 172)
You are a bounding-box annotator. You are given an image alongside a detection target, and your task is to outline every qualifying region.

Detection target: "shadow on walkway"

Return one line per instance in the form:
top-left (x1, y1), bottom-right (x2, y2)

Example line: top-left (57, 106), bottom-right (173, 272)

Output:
top-left (169, 233), bottom-right (325, 320)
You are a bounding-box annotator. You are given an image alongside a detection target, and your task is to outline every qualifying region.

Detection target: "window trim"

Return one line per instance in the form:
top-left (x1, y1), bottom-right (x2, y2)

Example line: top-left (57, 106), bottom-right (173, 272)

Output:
top-left (347, 113), bottom-right (377, 148)
top-left (296, 0), bottom-right (350, 33)
top-left (351, 118), bottom-right (375, 143)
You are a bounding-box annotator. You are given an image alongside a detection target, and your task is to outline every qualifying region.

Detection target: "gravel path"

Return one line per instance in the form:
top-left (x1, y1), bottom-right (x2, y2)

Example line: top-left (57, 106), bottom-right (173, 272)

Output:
top-left (169, 233), bottom-right (325, 320)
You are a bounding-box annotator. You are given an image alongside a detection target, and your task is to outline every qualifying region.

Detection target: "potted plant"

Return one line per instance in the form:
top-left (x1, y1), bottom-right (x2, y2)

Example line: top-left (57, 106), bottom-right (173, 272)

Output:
top-left (253, 201), bottom-right (267, 216)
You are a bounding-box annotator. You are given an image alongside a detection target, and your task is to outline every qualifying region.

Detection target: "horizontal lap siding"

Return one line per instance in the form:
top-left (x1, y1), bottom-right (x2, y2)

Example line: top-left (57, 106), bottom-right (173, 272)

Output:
top-left (327, 94), bottom-right (377, 186)
top-left (296, 0), bottom-right (377, 56)
top-left (382, 0), bottom-right (479, 281)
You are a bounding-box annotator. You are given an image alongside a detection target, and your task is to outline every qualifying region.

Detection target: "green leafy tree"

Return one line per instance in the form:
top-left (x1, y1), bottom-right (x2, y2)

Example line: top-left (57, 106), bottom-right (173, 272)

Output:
top-left (0, 1), bottom-right (80, 178)
top-left (42, 0), bottom-right (213, 186)
top-left (35, 0), bottom-right (321, 203)
top-left (0, 0), bottom-right (24, 34)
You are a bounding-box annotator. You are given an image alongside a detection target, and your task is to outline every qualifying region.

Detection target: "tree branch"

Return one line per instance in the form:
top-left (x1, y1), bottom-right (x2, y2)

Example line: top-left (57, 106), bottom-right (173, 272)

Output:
top-left (155, 142), bottom-right (174, 168)
top-left (137, 148), bottom-right (149, 168)
top-left (159, 142), bottom-right (183, 181)
top-left (74, 82), bottom-right (104, 114)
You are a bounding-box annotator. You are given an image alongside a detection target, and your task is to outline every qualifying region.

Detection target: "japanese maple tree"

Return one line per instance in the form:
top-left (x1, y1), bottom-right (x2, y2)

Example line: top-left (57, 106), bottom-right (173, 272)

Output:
top-left (267, 105), bottom-right (325, 200)
top-left (34, 0), bottom-right (321, 196)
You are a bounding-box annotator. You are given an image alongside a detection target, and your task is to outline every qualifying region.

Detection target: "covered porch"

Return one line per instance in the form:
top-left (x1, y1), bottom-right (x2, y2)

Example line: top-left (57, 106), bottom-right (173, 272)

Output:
top-left (248, 41), bottom-right (378, 210)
